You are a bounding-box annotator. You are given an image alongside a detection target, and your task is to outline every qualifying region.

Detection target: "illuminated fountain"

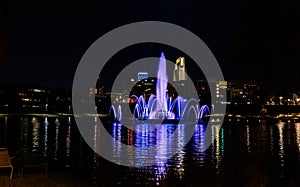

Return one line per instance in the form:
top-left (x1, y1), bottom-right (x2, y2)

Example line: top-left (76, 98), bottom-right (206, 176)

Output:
top-left (110, 52), bottom-right (210, 122)
top-left (154, 52), bottom-right (168, 119)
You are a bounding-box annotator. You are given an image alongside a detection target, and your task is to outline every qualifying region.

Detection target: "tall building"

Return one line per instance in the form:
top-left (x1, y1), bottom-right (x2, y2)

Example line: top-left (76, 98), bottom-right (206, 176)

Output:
top-left (173, 57), bottom-right (187, 82)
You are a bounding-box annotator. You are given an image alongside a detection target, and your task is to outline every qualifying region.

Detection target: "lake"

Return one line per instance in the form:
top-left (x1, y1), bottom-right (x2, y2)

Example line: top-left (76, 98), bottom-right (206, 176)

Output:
top-left (1, 115), bottom-right (300, 186)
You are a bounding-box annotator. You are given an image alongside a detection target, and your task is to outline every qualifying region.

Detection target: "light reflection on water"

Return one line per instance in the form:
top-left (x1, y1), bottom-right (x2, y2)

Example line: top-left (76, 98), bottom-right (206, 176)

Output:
top-left (211, 125), bottom-right (224, 172)
top-left (295, 122), bottom-right (300, 166)
top-left (1, 116), bottom-right (300, 185)
top-left (54, 118), bottom-right (60, 160)
top-left (192, 124), bottom-right (206, 166)
top-left (246, 124), bottom-right (251, 152)
top-left (270, 124), bottom-right (274, 155)
top-left (44, 117), bottom-right (48, 157)
top-left (66, 118), bottom-right (71, 158)
top-left (32, 117), bottom-right (39, 151)
top-left (277, 122), bottom-right (285, 167)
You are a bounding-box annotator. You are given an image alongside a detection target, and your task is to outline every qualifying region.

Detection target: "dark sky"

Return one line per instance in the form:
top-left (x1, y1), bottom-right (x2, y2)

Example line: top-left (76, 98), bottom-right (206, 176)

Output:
top-left (0, 0), bottom-right (299, 92)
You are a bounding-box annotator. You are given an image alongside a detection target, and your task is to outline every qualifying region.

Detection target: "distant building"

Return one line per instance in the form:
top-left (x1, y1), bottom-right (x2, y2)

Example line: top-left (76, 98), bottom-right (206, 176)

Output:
top-left (173, 57), bottom-right (187, 82)
top-left (229, 88), bottom-right (244, 101)
top-left (293, 93), bottom-right (300, 105)
top-left (0, 85), bottom-right (73, 113)
top-left (17, 88), bottom-right (50, 111)
top-left (137, 72), bottom-right (148, 81)
top-left (227, 81), bottom-right (262, 105)
top-left (0, 87), bottom-right (53, 113)
top-left (214, 81), bottom-right (228, 104)
top-left (130, 78), bottom-right (156, 98)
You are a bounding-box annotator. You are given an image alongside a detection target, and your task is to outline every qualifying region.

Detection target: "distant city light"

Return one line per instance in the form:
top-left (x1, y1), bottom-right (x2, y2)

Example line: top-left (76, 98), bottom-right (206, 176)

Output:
top-left (33, 89), bottom-right (42, 92)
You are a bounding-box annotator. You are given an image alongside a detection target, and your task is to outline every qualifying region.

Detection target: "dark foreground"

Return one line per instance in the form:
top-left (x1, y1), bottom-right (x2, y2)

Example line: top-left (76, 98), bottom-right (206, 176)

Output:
top-left (0, 172), bottom-right (95, 187)
top-left (1, 115), bottom-right (300, 186)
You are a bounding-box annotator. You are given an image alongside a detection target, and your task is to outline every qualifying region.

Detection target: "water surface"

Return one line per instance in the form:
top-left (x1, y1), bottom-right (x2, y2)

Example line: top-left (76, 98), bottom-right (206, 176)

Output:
top-left (1, 116), bottom-right (300, 186)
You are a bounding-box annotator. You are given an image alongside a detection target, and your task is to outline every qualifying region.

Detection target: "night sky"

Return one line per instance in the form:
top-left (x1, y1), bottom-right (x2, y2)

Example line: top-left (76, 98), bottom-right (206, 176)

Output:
top-left (0, 0), bottom-right (299, 93)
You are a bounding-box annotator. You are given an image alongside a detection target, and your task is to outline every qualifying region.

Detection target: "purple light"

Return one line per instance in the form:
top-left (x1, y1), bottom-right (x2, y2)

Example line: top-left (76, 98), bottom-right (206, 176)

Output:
top-left (156, 52), bottom-right (168, 113)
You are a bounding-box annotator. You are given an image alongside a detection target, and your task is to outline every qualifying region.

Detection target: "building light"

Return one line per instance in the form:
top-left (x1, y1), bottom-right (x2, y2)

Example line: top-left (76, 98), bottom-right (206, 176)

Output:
top-left (33, 89), bottom-right (42, 93)
top-left (174, 57), bottom-right (187, 81)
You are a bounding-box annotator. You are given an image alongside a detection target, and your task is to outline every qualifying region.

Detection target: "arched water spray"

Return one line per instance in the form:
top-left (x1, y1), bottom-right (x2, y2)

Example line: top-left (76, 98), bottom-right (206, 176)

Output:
top-left (181, 98), bottom-right (199, 119)
top-left (117, 105), bottom-right (122, 121)
top-left (109, 105), bottom-right (117, 121)
top-left (198, 105), bottom-right (210, 120)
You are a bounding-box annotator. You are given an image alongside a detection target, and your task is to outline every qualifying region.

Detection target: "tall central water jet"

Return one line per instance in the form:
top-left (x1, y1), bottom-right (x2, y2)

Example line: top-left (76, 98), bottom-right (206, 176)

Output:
top-left (124, 52), bottom-right (210, 122)
top-left (155, 52), bottom-right (168, 119)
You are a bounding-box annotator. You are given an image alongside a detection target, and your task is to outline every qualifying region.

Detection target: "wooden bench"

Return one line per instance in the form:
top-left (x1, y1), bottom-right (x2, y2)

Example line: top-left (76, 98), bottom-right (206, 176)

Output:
top-left (0, 148), bottom-right (13, 180)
